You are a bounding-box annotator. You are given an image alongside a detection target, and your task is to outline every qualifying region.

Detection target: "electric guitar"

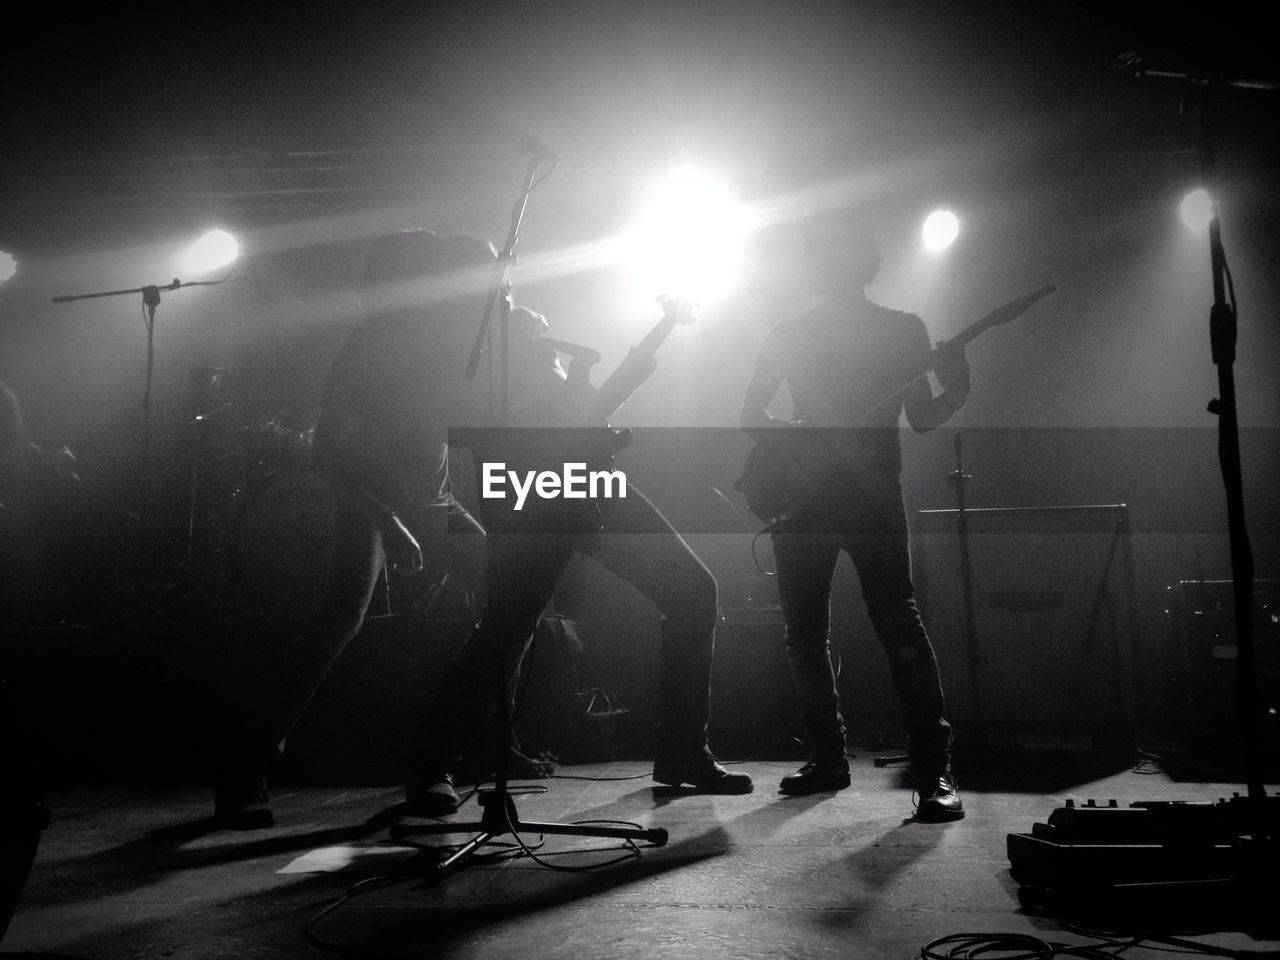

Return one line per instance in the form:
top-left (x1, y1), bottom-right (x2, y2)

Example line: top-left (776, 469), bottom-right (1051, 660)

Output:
top-left (558, 294), bottom-right (697, 460)
top-left (587, 295), bottom-right (695, 421)
top-left (479, 296), bottom-right (696, 531)
top-left (472, 295), bottom-right (696, 481)
top-left (735, 285), bottom-right (1056, 526)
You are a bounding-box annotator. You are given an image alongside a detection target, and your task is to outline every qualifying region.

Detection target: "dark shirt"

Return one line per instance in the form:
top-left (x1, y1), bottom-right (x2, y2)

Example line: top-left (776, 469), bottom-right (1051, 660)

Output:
top-left (313, 309), bottom-right (578, 512)
top-left (748, 299), bottom-right (932, 474)
top-left (314, 311), bottom-right (473, 510)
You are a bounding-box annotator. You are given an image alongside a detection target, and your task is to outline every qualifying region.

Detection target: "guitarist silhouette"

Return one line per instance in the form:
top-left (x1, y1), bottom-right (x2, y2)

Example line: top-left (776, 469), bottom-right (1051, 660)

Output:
top-left (410, 292), bottom-right (754, 816)
top-left (737, 215), bottom-right (971, 820)
top-left (737, 281), bottom-right (1054, 526)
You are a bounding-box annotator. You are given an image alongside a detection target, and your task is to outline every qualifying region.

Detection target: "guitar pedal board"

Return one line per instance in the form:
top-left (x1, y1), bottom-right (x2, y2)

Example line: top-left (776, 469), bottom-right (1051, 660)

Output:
top-left (1007, 793), bottom-right (1280, 891)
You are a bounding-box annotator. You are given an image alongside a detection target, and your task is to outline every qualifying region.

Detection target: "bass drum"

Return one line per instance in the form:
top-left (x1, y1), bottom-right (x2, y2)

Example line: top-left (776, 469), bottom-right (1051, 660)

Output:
top-left (232, 472), bottom-right (339, 621)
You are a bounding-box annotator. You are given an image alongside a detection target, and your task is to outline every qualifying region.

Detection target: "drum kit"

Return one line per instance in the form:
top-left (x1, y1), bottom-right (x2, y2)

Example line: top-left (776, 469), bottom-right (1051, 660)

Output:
top-left (182, 365), bottom-right (472, 622)
top-left (183, 366), bottom-right (319, 559)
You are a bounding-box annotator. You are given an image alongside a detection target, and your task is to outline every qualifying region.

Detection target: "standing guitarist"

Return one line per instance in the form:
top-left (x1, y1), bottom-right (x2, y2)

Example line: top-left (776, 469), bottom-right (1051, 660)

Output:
top-left (409, 292), bottom-right (754, 816)
top-left (738, 216), bottom-right (967, 821)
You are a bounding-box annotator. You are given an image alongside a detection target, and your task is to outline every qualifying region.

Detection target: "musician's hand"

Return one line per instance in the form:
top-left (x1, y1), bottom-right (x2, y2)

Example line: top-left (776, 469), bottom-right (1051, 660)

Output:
top-left (934, 340), bottom-right (970, 397)
top-left (658, 294), bottom-right (697, 325)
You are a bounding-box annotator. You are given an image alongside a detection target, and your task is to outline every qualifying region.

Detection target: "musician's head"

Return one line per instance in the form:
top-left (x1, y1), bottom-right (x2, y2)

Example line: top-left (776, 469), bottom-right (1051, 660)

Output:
top-left (508, 305), bottom-right (549, 339)
top-left (799, 213), bottom-right (881, 297)
top-left (357, 229), bottom-right (499, 320)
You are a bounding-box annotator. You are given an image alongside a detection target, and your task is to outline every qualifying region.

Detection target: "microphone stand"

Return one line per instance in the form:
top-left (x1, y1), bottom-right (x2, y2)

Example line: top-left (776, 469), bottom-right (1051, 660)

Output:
top-left (51, 277), bottom-right (226, 467)
top-left (1116, 57), bottom-right (1277, 921)
top-left (464, 154), bottom-right (542, 422)
top-left (398, 154), bottom-right (667, 883)
top-left (1189, 81), bottom-right (1271, 856)
top-left (948, 432), bottom-right (987, 760)
top-left (1123, 55), bottom-right (1274, 846)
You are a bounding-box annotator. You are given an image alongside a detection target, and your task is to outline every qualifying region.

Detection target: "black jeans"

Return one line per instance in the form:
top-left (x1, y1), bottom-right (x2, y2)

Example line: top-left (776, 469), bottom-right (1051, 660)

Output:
top-left (771, 468), bottom-right (951, 774)
top-left (418, 483), bottom-right (719, 777)
top-left (212, 472), bottom-right (485, 790)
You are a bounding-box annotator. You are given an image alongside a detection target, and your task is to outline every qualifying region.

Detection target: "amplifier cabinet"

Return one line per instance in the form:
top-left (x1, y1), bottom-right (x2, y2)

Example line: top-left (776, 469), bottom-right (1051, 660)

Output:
top-left (1164, 579), bottom-right (1280, 761)
top-left (913, 505), bottom-right (1137, 752)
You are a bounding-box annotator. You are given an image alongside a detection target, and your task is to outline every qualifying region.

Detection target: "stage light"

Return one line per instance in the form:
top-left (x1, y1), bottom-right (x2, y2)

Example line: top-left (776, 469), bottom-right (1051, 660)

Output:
top-left (622, 167), bottom-right (751, 305)
top-left (1180, 188), bottom-right (1213, 232)
top-left (0, 250), bottom-right (14, 283)
top-left (921, 209), bottom-right (959, 252)
top-left (178, 229), bottom-right (240, 275)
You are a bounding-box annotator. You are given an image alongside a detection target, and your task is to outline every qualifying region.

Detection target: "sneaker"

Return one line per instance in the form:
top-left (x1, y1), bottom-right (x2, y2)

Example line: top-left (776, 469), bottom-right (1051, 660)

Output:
top-left (652, 752), bottom-right (753, 794)
top-left (778, 759), bottom-right (852, 796)
top-left (915, 772), bottom-right (965, 822)
top-left (405, 774), bottom-right (461, 816)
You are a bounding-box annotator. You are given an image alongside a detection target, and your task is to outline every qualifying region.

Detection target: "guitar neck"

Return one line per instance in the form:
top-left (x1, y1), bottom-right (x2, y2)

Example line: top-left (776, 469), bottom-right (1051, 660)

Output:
top-left (947, 284), bottom-right (1057, 351)
top-left (860, 284), bottom-right (1056, 415)
top-left (589, 313), bottom-right (682, 422)
top-left (634, 313), bottom-right (680, 359)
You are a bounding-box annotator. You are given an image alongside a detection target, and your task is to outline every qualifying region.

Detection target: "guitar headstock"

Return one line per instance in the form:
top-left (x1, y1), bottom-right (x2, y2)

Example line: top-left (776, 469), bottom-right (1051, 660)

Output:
top-left (657, 294), bottom-right (698, 326)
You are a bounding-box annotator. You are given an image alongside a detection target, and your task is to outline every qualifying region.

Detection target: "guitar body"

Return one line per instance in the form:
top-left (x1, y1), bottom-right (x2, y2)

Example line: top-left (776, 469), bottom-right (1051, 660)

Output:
top-left (736, 431), bottom-right (874, 526)
top-left (736, 436), bottom-right (812, 527)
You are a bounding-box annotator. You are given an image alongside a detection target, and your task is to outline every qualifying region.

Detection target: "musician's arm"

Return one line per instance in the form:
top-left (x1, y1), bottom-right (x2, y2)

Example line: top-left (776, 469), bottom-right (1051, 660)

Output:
top-left (739, 337), bottom-right (789, 438)
top-left (904, 323), bottom-right (970, 433)
top-left (565, 357), bottom-right (600, 409)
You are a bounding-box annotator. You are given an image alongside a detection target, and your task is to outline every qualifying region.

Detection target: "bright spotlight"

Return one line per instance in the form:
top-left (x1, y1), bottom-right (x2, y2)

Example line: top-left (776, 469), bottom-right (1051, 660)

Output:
top-left (178, 229), bottom-right (240, 275)
top-left (0, 250), bottom-right (15, 283)
top-left (623, 168), bottom-right (751, 304)
top-left (921, 210), bottom-right (960, 252)
top-left (1180, 188), bottom-right (1213, 232)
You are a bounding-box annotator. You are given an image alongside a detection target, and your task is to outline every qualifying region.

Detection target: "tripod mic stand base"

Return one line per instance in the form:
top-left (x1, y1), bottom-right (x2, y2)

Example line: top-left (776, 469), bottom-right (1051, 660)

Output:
top-left (390, 789), bottom-right (668, 882)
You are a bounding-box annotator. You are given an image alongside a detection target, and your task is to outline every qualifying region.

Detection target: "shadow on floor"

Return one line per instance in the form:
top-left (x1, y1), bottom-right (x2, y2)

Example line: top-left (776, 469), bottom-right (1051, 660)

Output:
top-left (922, 746), bottom-right (1139, 794)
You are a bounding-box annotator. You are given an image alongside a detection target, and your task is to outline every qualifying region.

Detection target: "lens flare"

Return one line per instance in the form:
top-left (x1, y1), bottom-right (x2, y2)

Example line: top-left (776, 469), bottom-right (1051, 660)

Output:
top-left (1180, 188), bottom-right (1213, 232)
top-left (178, 229), bottom-right (240, 275)
top-left (921, 210), bottom-right (960, 252)
top-left (622, 168), bottom-right (752, 305)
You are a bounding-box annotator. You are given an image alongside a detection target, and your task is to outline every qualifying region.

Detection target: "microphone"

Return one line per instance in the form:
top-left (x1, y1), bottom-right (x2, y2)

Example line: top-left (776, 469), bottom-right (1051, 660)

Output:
top-left (519, 133), bottom-right (559, 165)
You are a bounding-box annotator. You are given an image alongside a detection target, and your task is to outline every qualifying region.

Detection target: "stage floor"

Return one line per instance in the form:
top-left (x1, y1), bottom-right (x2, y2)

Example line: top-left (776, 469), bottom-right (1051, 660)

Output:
top-left (4, 755), bottom-right (1277, 960)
